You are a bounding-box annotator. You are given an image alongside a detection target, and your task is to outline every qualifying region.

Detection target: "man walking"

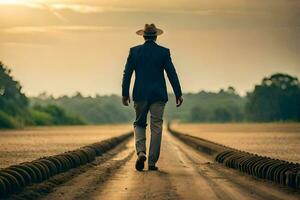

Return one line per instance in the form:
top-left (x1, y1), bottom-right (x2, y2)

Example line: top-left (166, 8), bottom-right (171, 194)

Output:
top-left (122, 24), bottom-right (183, 171)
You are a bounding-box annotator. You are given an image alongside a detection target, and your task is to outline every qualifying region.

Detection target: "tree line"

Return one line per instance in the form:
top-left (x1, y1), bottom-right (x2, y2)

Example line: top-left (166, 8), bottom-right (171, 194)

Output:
top-left (31, 92), bottom-right (135, 124)
top-left (166, 73), bottom-right (300, 122)
top-left (1, 61), bottom-right (299, 128)
top-left (246, 73), bottom-right (300, 121)
top-left (32, 74), bottom-right (300, 124)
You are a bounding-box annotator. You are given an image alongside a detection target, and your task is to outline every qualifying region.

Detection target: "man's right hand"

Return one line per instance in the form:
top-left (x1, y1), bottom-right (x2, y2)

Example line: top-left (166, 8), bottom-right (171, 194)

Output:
top-left (122, 96), bottom-right (131, 106)
top-left (176, 96), bottom-right (183, 107)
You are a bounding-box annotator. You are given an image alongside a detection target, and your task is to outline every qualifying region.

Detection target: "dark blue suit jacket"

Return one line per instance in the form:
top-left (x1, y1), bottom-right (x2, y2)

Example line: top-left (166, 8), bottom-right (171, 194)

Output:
top-left (122, 40), bottom-right (182, 102)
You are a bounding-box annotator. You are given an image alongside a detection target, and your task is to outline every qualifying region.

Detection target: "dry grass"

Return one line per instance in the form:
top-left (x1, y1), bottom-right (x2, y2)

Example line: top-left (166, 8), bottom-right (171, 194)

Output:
top-left (0, 125), bottom-right (132, 168)
top-left (172, 123), bottom-right (300, 163)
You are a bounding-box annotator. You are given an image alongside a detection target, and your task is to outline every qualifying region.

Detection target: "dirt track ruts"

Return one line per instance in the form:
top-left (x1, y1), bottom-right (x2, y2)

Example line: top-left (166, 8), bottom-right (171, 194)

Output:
top-left (13, 131), bottom-right (300, 200)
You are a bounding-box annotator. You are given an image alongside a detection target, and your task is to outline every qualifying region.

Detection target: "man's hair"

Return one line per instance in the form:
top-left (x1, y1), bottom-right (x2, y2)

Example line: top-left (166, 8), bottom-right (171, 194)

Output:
top-left (143, 35), bottom-right (157, 41)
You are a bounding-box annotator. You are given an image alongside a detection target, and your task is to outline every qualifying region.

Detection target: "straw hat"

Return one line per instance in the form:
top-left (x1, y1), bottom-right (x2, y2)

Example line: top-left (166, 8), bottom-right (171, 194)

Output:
top-left (136, 24), bottom-right (163, 36)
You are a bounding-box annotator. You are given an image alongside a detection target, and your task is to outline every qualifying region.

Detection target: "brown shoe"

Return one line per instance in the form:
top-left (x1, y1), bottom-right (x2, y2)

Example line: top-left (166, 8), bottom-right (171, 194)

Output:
top-left (135, 152), bottom-right (146, 171)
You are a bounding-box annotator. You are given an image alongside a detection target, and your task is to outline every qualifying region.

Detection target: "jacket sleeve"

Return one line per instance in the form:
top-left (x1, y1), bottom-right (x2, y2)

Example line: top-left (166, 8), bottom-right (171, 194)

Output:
top-left (164, 49), bottom-right (182, 98)
top-left (122, 48), bottom-right (134, 97)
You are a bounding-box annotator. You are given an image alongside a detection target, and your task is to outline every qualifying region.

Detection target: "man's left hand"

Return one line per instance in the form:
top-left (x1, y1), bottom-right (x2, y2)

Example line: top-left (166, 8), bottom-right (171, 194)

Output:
top-left (176, 96), bottom-right (183, 107)
top-left (122, 96), bottom-right (131, 106)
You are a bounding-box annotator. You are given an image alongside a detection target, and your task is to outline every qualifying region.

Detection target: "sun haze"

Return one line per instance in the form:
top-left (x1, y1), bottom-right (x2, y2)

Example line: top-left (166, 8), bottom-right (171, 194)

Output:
top-left (0, 0), bottom-right (299, 96)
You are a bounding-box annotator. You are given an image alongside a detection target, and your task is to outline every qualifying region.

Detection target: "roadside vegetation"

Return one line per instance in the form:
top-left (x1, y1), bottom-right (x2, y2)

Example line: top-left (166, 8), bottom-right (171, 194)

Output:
top-left (0, 62), bottom-right (84, 128)
top-left (31, 93), bottom-right (135, 124)
top-left (167, 73), bottom-right (300, 122)
top-left (165, 87), bottom-right (246, 122)
top-left (246, 73), bottom-right (300, 122)
top-left (32, 74), bottom-right (300, 124)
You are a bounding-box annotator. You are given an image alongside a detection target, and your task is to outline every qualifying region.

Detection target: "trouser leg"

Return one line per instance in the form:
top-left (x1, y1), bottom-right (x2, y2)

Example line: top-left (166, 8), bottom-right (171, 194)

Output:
top-left (133, 101), bottom-right (149, 155)
top-left (134, 126), bottom-right (146, 155)
top-left (148, 101), bottom-right (165, 166)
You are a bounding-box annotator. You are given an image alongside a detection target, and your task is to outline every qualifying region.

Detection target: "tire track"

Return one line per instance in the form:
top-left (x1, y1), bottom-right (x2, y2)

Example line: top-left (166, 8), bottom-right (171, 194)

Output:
top-left (168, 136), bottom-right (239, 200)
top-left (88, 139), bottom-right (180, 200)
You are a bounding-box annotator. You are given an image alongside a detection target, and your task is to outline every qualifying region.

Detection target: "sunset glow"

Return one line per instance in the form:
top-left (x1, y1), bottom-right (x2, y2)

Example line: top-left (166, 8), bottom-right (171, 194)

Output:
top-left (0, 0), bottom-right (46, 5)
top-left (0, 0), bottom-right (21, 4)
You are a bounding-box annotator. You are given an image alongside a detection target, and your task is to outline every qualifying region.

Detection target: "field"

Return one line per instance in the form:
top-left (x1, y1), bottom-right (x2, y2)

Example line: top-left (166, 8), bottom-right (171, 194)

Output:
top-left (0, 125), bottom-right (132, 168)
top-left (1, 123), bottom-right (299, 170)
top-left (172, 123), bottom-right (300, 163)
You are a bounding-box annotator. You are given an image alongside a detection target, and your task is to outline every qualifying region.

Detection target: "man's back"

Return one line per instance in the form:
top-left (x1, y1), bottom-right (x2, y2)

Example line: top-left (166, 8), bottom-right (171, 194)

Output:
top-left (122, 40), bottom-right (182, 103)
top-left (122, 23), bottom-right (183, 171)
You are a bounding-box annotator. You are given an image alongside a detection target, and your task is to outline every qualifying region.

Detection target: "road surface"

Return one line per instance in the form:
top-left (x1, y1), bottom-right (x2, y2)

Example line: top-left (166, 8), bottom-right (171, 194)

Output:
top-left (41, 131), bottom-right (300, 200)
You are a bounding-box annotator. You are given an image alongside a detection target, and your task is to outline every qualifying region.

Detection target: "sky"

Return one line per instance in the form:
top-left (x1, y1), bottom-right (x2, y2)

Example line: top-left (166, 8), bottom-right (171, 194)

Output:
top-left (0, 0), bottom-right (299, 97)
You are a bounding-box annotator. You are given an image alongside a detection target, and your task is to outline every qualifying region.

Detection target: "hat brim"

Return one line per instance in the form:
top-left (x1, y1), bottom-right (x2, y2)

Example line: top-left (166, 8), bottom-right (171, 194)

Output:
top-left (136, 28), bottom-right (163, 36)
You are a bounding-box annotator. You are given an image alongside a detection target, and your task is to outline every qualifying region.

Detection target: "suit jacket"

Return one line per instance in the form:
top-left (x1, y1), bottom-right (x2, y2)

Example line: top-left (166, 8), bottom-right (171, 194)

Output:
top-left (122, 40), bottom-right (182, 102)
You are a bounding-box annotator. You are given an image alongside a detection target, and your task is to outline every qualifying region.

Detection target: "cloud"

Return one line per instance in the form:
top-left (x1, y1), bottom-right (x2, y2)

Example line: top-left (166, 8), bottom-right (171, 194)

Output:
top-left (1, 42), bottom-right (49, 47)
top-left (0, 1), bottom-right (43, 9)
top-left (0, 2), bottom-right (273, 17)
top-left (50, 4), bottom-right (103, 13)
top-left (47, 4), bottom-right (271, 16)
top-left (0, 2), bottom-right (68, 22)
top-left (2, 25), bottom-right (125, 34)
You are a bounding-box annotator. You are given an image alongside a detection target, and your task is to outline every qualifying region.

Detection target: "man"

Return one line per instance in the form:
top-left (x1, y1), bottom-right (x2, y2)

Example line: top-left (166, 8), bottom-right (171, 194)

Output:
top-left (122, 24), bottom-right (183, 171)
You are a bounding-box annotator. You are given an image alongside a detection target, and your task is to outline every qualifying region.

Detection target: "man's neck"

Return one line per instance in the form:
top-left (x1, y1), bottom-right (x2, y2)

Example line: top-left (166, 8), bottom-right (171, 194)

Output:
top-left (144, 40), bottom-right (156, 43)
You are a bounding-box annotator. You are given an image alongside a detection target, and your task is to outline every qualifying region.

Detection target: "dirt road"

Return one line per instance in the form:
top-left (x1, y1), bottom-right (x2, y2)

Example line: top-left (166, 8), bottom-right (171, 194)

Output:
top-left (41, 131), bottom-right (300, 200)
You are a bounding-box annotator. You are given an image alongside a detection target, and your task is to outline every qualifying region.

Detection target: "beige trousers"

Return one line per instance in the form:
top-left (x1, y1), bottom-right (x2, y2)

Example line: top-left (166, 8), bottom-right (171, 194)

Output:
top-left (133, 101), bottom-right (165, 166)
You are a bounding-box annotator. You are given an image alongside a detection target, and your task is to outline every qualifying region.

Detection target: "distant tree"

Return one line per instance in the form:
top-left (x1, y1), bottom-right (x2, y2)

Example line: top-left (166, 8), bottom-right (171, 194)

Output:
top-left (32, 104), bottom-right (85, 125)
top-left (246, 73), bottom-right (300, 121)
top-left (31, 94), bottom-right (135, 124)
top-left (0, 111), bottom-right (17, 128)
top-left (212, 108), bottom-right (232, 122)
top-left (189, 106), bottom-right (209, 122)
top-left (227, 86), bottom-right (237, 95)
top-left (165, 90), bottom-right (246, 123)
top-left (73, 92), bottom-right (83, 98)
top-left (0, 62), bottom-right (28, 115)
top-left (37, 92), bottom-right (54, 100)
top-left (227, 105), bottom-right (244, 121)
top-left (218, 89), bottom-right (225, 94)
